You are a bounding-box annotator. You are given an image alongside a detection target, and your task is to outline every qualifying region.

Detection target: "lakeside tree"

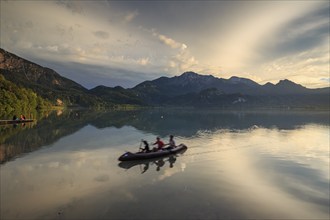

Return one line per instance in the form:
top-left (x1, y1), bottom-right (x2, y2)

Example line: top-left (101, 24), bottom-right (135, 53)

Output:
top-left (0, 74), bottom-right (53, 117)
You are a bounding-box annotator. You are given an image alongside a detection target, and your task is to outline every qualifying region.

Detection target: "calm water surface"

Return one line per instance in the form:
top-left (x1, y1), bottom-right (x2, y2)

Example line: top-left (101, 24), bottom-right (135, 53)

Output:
top-left (1, 109), bottom-right (329, 220)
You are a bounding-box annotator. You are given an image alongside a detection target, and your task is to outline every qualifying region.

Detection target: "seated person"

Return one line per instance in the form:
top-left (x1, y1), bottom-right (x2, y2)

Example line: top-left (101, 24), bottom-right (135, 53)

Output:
top-left (152, 137), bottom-right (165, 151)
top-left (141, 140), bottom-right (150, 153)
top-left (165, 135), bottom-right (176, 149)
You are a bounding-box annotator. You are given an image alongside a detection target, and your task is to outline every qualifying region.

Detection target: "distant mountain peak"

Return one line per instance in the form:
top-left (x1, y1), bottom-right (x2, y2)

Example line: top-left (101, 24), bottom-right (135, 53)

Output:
top-left (277, 79), bottom-right (295, 85)
top-left (228, 76), bottom-right (259, 87)
top-left (180, 71), bottom-right (201, 79)
top-left (229, 76), bottom-right (240, 80)
top-left (179, 71), bottom-right (216, 81)
top-left (182, 71), bottom-right (198, 76)
top-left (229, 76), bottom-right (252, 81)
top-left (276, 79), bottom-right (304, 88)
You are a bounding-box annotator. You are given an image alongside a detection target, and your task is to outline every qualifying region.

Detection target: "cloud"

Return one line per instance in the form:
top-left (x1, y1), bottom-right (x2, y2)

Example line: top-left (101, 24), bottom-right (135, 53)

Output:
top-left (248, 4), bottom-right (330, 88)
top-left (257, 45), bottom-right (329, 88)
top-left (31, 57), bottom-right (158, 88)
top-left (138, 57), bottom-right (149, 66)
top-left (320, 78), bottom-right (330, 83)
top-left (256, 5), bottom-right (330, 62)
top-left (93, 31), bottom-right (110, 39)
top-left (124, 10), bottom-right (139, 23)
top-left (1, 1), bottom-right (328, 88)
top-left (181, 44), bottom-right (187, 50)
top-left (94, 174), bottom-right (109, 182)
top-left (152, 30), bottom-right (185, 50)
top-left (55, 0), bottom-right (84, 14)
top-left (148, 29), bottom-right (205, 74)
top-left (171, 50), bottom-right (198, 72)
top-left (46, 45), bottom-right (59, 53)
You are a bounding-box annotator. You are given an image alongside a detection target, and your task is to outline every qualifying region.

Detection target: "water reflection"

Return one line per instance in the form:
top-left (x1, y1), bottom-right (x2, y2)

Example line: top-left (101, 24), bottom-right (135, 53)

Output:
top-left (1, 109), bottom-right (329, 164)
top-left (256, 155), bottom-right (329, 212)
top-left (0, 110), bottom-right (89, 164)
top-left (118, 149), bottom-right (187, 174)
top-left (0, 109), bottom-right (329, 219)
top-left (90, 109), bottom-right (330, 136)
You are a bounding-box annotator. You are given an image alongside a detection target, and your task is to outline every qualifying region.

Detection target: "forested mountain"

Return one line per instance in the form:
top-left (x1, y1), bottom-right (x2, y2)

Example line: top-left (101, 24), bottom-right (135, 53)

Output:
top-left (133, 71), bottom-right (328, 97)
top-left (0, 48), bottom-right (329, 110)
top-left (130, 71), bottom-right (329, 108)
top-left (89, 85), bottom-right (143, 105)
top-left (0, 48), bottom-right (110, 108)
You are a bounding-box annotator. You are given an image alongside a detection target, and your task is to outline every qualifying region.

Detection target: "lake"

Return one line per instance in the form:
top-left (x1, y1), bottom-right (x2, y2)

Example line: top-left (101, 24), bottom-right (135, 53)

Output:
top-left (0, 109), bottom-right (329, 220)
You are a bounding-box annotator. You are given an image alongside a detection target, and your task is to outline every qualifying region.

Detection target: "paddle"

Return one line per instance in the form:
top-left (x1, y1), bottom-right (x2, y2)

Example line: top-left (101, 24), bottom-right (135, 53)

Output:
top-left (124, 140), bottom-right (143, 153)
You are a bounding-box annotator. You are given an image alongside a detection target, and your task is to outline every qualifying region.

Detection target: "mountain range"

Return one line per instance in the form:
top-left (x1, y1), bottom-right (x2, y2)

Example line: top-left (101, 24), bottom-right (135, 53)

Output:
top-left (0, 48), bottom-right (329, 109)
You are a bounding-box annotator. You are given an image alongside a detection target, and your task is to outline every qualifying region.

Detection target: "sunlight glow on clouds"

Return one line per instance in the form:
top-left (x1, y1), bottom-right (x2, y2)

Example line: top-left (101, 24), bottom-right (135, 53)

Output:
top-left (258, 45), bottom-right (329, 87)
top-left (153, 31), bottom-right (184, 49)
top-left (124, 10), bottom-right (139, 23)
top-left (1, 0), bottom-right (329, 88)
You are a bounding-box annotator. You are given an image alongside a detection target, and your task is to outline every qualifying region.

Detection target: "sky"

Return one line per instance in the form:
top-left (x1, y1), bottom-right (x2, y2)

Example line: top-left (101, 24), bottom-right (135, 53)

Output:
top-left (1, 0), bottom-right (329, 89)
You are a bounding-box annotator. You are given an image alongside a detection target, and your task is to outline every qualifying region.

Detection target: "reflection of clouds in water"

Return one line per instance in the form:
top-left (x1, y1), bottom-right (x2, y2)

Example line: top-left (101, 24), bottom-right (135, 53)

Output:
top-left (156, 168), bottom-right (179, 181)
top-left (1, 120), bottom-right (328, 219)
top-left (250, 125), bottom-right (329, 178)
top-left (185, 125), bottom-right (329, 174)
top-left (213, 149), bottom-right (328, 219)
top-left (179, 124), bottom-right (329, 219)
top-left (72, 151), bottom-right (88, 167)
top-left (255, 156), bottom-right (329, 211)
top-left (48, 161), bottom-right (60, 168)
top-left (154, 162), bottom-right (186, 182)
top-left (121, 190), bottom-right (137, 201)
top-left (94, 174), bottom-right (110, 182)
top-left (181, 163), bottom-right (186, 172)
top-left (0, 145), bottom-right (128, 219)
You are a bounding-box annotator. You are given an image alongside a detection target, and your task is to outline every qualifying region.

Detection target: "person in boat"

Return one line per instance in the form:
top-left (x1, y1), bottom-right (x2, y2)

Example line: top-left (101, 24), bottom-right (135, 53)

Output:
top-left (12, 115), bottom-right (17, 120)
top-left (140, 140), bottom-right (150, 153)
top-left (165, 135), bottom-right (176, 150)
top-left (20, 114), bottom-right (26, 120)
top-left (152, 137), bottom-right (165, 151)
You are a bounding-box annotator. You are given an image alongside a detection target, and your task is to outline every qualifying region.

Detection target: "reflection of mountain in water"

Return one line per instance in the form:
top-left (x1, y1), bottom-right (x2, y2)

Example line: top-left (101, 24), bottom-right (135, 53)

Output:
top-left (1, 109), bottom-right (329, 164)
top-left (90, 109), bottom-right (330, 137)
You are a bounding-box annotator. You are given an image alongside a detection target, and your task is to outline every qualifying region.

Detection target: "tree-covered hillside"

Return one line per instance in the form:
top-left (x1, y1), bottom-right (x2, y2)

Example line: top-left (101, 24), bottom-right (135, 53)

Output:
top-left (0, 74), bottom-right (52, 116)
top-left (0, 48), bottom-right (139, 109)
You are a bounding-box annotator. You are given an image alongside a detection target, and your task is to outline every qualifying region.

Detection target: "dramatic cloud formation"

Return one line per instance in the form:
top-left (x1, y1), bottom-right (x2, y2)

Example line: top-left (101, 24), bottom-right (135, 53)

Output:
top-left (1, 0), bottom-right (329, 88)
